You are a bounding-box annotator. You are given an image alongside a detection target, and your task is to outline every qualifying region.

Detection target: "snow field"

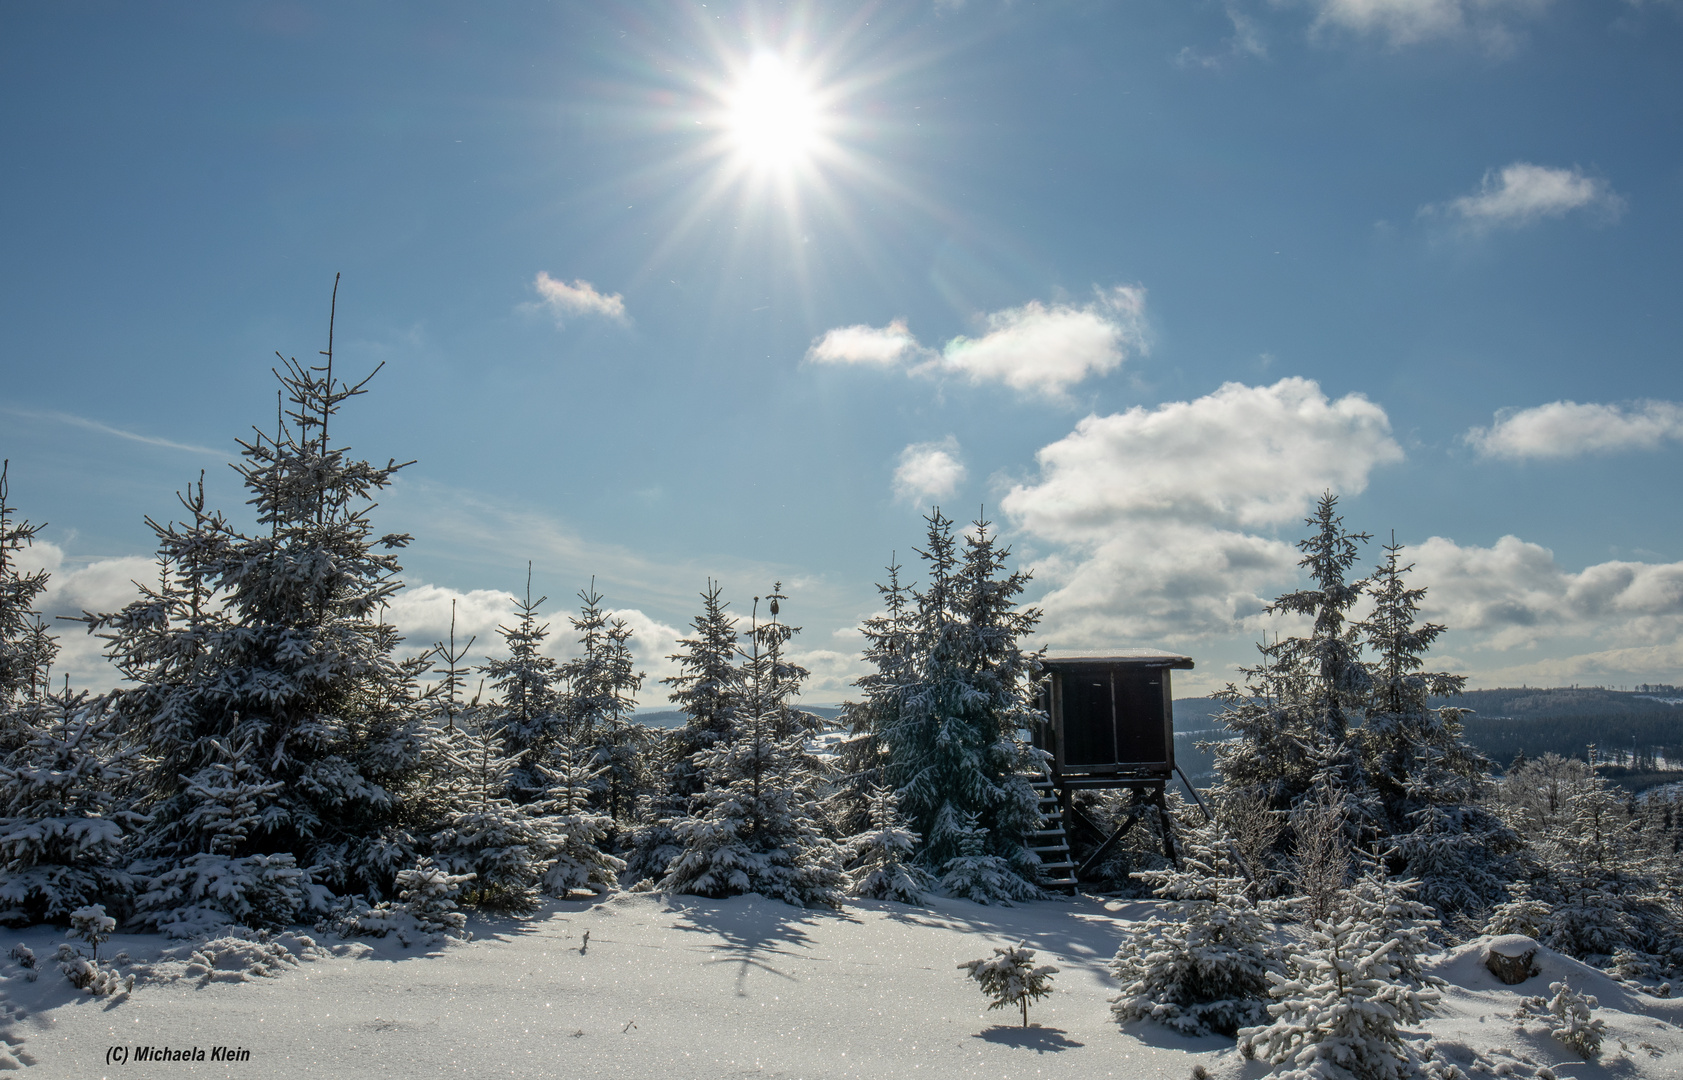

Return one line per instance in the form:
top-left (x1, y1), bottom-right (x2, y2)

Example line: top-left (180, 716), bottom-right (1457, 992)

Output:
top-left (3, 894), bottom-right (1683, 1079)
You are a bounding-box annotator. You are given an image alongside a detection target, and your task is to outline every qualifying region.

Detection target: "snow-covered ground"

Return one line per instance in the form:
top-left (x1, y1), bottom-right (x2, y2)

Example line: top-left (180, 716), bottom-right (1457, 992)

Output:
top-left (3, 893), bottom-right (1681, 1079)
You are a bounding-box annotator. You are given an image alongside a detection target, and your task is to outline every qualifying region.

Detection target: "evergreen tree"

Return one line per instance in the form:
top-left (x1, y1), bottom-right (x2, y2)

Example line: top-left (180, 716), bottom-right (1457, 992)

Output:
top-left (1355, 537), bottom-right (1516, 912)
top-left (88, 283), bottom-right (441, 908)
top-left (844, 785), bottom-right (933, 904)
top-left (479, 568), bottom-right (565, 802)
top-left (0, 462), bottom-right (60, 752)
top-left (1111, 807), bottom-right (1278, 1036)
top-left (659, 587), bottom-right (842, 908)
top-left (877, 511), bottom-right (1043, 900)
top-left (536, 748), bottom-right (624, 896)
top-left (130, 737), bottom-right (309, 936)
top-left (0, 690), bottom-right (144, 926)
top-left (430, 720), bottom-right (563, 912)
top-left (559, 583), bottom-right (646, 822)
top-left (832, 558), bottom-right (914, 838)
top-left (959, 943), bottom-right (1058, 1028)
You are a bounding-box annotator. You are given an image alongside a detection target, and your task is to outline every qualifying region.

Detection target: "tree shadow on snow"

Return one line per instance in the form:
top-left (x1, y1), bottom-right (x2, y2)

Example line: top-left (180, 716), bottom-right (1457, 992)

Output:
top-left (974, 1024), bottom-right (1083, 1052)
top-left (666, 894), bottom-right (858, 998)
top-left (880, 894), bottom-right (1146, 979)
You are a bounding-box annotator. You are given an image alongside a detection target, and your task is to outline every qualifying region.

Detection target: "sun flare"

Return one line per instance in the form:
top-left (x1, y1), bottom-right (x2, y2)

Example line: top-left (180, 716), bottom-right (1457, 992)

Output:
top-left (726, 53), bottom-right (822, 170)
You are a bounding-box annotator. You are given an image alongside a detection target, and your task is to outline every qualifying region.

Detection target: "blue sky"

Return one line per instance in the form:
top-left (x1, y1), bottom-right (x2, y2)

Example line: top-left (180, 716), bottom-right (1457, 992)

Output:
top-left (3, 0), bottom-right (1680, 703)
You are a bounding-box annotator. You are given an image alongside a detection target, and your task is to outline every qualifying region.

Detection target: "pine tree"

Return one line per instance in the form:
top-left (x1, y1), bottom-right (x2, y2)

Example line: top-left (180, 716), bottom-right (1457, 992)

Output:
top-left (878, 511), bottom-right (1043, 900)
top-left (844, 785), bottom-right (933, 904)
top-left (659, 587), bottom-right (842, 908)
top-left (88, 281), bottom-right (442, 909)
top-left (0, 690), bottom-right (144, 926)
top-left (479, 568), bottom-right (565, 802)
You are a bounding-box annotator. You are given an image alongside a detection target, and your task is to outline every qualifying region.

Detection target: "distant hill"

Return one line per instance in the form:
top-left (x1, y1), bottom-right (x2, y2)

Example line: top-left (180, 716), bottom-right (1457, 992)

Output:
top-left (1168, 688), bottom-right (1683, 789)
top-left (636, 705), bottom-right (846, 730)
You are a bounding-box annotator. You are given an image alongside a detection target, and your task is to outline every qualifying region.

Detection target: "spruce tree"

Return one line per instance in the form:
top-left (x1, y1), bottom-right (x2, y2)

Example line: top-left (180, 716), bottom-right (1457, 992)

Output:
top-left (88, 282), bottom-right (441, 908)
top-left (479, 568), bottom-right (565, 802)
top-left (536, 748), bottom-right (624, 896)
top-left (0, 462), bottom-right (59, 752)
top-left (877, 511), bottom-right (1043, 899)
top-left (832, 558), bottom-right (914, 838)
top-left (430, 720), bottom-right (563, 912)
top-left (659, 587), bottom-right (841, 908)
top-left (0, 690), bottom-right (143, 926)
top-left (559, 583), bottom-right (646, 822)
top-left (844, 785), bottom-right (933, 904)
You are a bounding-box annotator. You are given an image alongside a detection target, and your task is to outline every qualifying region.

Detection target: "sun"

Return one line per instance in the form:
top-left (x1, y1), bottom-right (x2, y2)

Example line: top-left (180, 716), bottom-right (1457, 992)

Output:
top-left (726, 53), bottom-right (823, 171)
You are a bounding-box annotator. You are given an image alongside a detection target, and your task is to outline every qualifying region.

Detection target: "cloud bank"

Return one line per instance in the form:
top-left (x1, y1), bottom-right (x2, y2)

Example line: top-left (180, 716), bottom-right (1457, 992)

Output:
top-left (1003, 377), bottom-right (1403, 643)
top-left (807, 286), bottom-right (1147, 401)
top-left (1310, 0), bottom-right (1550, 50)
top-left (1467, 400), bottom-right (1683, 460)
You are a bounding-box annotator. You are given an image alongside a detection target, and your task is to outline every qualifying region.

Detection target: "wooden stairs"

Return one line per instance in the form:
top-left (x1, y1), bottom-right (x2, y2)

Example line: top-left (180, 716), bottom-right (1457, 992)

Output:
top-left (1029, 772), bottom-right (1078, 893)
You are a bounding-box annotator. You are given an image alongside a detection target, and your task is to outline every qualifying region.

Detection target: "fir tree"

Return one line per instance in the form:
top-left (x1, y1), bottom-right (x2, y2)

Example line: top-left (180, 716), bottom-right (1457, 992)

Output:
top-left (659, 587), bottom-right (842, 908)
top-left (878, 511), bottom-right (1043, 900)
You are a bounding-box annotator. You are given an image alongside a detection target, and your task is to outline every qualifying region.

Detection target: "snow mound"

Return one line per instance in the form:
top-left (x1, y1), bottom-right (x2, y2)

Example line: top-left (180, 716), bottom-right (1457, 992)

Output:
top-left (0, 1039), bottom-right (35, 1070)
top-left (141, 928), bottom-right (330, 984)
top-left (1430, 935), bottom-right (1648, 1007)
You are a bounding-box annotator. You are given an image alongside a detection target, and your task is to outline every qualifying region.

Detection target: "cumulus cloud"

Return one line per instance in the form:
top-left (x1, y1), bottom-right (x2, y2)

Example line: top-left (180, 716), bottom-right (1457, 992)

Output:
top-left (1003, 378), bottom-right (1403, 643)
top-left (893, 437), bottom-right (968, 505)
top-left (532, 272), bottom-right (628, 324)
top-left (806, 319), bottom-right (925, 367)
top-left (1310, 0), bottom-right (1548, 49)
top-left (806, 286), bottom-right (1147, 401)
top-left (1466, 399), bottom-right (1683, 460)
top-left (1411, 535), bottom-right (1683, 652)
top-left (1424, 163), bottom-right (1624, 232)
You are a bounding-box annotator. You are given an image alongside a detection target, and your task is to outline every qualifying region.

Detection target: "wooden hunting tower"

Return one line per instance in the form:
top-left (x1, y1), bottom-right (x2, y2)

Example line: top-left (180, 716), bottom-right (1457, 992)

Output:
top-left (1028, 650), bottom-right (1196, 889)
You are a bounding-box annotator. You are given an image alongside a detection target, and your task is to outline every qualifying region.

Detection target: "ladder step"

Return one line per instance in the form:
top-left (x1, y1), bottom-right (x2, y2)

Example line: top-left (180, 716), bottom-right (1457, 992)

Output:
top-left (1030, 829), bottom-right (1066, 838)
top-left (1039, 861), bottom-right (1076, 872)
top-left (1031, 843), bottom-right (1070, 852)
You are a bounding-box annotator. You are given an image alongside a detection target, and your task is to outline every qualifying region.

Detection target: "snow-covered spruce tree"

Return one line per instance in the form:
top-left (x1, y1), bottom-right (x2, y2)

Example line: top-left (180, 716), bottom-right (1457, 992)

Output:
top-left (845, 784), bottom-right (933, 904)
top-left (659, 587), bottom-right (842, 908)
top-left (960, 942), bottom-right (1058, 1028)
top-left (624, 580), bottom-right (742, 885)
top-left (1355, 537), bottom-right (1516, 913)
top-left (429, 719), bottom-right (565, 912)
top-left (831, 557), bottom-right (914, 839)
top-left (878, 511), bottom-right (1043, 900)
top-left (939, 810), bottom-right (1041, 904)
top-left (88, 287), bottom-right (441, 908)
top-left (1213, 494), bottom-right (1376, 877)
top-left (130, 737), bottom-right (308, 936)
top-left (0, 690), bottom-right (145, 926)
top-left (0, 461), bottom-right (59, 754)
top-left (559, 584), bottom-right (648, 823)
top-left (1111, 806), bottom-right (1279, 1037)
top-left (536, 747), bottom-right (624, 896)
top-left (479, 567), bottom-right (566, 803)
top-left (1238, 869), bottom-right (1445, 1080)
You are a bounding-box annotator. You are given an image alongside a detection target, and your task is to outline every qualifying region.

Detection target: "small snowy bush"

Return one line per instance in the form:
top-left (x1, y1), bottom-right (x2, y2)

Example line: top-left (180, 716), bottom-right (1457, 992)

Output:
top-left (8, 942), bottom-right (36, 980)
top-left (939, 814), bottom-right (1041, 906)
top-left (334, 859), bottom-right (474, 947)
top-left (1535, 979), bottom-right (1603, 1058)
top-left (960, 942), bottom-right (1058, 1028)
top-left (1484, 883), bottom-right (1551, 941)
top-left (67, 904), bottom-right (114, 960)
top-left (55, 908), bottom-right (131, 997)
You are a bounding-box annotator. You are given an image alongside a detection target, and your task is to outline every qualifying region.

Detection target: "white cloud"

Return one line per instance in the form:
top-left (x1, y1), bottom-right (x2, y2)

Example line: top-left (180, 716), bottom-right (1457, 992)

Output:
top-left (1310, 0), bottom-right (1548, 49)
top-left (1003, 377), bottom-right (1403, 644)
top-left (940, 286), bottom-right (1147, 400)
top-left (1, 406), bottom-right (222, 457)
top-left (893, 437), bottom-right (968, 505)
top-left (805, 286), bottom-right (1147, 401)
top-left (532, 272), bottom-right (628, 324)
top-left (1411, 535), bottom-right (1683, 651)
top-left (806, 319), bottom-right (925, 367)
top-left (1425, 163), bottom-right (1624, 232)
top-left (1466, 400), bottom-right (1683, 460)
top-left (1177, 5), bottom-right (1269, 68)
